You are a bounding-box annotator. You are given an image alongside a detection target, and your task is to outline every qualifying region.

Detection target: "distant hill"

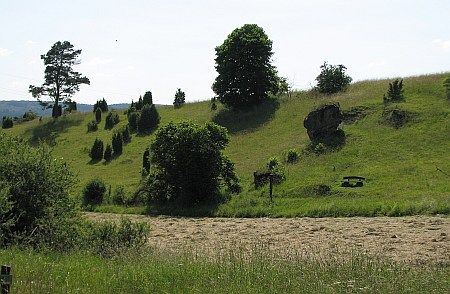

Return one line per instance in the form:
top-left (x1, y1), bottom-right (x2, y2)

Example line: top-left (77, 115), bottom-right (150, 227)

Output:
top-left (0, 100), bottom-right (130, 118)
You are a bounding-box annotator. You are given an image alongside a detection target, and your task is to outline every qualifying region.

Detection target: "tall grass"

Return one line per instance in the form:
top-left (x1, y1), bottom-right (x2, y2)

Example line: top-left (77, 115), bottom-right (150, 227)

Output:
top-left (1, 247), bottom-right (448, 293)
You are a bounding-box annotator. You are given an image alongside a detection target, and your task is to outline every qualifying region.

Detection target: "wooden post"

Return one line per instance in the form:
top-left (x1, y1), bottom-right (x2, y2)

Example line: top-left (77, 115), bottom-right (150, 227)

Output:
top-left (1, 265), bottom-right (12, 294)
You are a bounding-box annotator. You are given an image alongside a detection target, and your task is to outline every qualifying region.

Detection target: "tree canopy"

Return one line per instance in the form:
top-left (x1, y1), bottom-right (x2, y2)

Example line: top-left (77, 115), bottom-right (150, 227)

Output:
top-left (147, 122), bottom-right (240, 205)
top-left (315, 62), bottom-right (352, 94)
top-left (212, 24), bottom-right (280, 109)
top-left (29, 41), bottom-right (90, 118)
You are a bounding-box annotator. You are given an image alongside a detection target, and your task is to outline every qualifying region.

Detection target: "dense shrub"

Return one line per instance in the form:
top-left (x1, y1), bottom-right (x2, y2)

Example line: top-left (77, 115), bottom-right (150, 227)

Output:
top-left (315, 62), bottom-right (352, 94)
top-left (382, 107), bottom-right (414, 128)
top-left (0, 134), bottom-right (78, 248)
top-left (87, 120), bottom-right (98, 132)
top-left (90, 138), bottom-right (104, 161)
top-left (142, 148), bottom-right (150, 175)
top-left (445, 76), bottom-right (450, 99)
top-left (122, 125), bottom-right (131, 143)
top-left (212, 24), bottom-right (280, 109)
top-left (138, 104), bottom-right (160, 134)
top-left (2, 117), bottom-right (13, 129)
top-left (95, 107), bottom-right (102, 123)
top-left (104, 144), bottom-right (112, 161)
top-left (146, 122), bottom-right (240, 205)
top-left (112, 185), bottom-right (127, 205)
top-left (127, 111), bottom-right (140, 132)
top-left (112, 132), bottom-right (123, 155)
top-left (83, 178), bottom-right (106, 205)
top-left (286, 149), bottom-right (299, 163)
top-left (105, 111), bottom-right (120, 129)
top-left (93, 98), bottom-right (108, 113)
top-left (383, 79), bottom-right (404, 103)
top-left (173, 88), bottom-right (186, 108)
top-left (22, 111), bottom-right (38, 122)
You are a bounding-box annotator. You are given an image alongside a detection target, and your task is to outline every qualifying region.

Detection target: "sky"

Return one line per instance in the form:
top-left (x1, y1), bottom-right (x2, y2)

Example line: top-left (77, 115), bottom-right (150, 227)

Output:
top-left (0, 0), bottom-right (449, 105)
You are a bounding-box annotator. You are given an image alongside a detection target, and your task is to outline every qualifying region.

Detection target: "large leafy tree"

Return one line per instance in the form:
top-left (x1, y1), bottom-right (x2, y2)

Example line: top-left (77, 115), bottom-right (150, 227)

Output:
top-left (29, 41), bottom-right (90, 118)
top-left (315, 62), bottom-right (352, 94)
top-left (212, 24), bottom-right (280, 109)
top-left (147, 122), bottom-right (241, 205)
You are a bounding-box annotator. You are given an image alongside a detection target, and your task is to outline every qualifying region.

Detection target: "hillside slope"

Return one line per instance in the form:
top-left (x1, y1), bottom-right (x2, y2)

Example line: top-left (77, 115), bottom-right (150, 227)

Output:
top-left (3, 73), bottom-right (449, 217)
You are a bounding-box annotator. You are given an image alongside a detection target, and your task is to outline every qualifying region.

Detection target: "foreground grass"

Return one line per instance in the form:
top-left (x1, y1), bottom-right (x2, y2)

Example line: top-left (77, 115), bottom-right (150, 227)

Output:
top-left (1, 248), bottom-right (448, 293)
top-left (3, 73), bottom-right (450, 217)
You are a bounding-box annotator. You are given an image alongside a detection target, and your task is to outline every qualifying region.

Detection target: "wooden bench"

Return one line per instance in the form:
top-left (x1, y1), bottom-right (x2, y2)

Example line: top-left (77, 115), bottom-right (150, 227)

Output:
top-left (341, 176), bottom-right (365, 187)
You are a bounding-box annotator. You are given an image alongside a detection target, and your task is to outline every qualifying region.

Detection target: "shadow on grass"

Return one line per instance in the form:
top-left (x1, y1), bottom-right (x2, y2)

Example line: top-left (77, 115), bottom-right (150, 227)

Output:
top-left (212, 98), bottom-right (279, 134)
top-left (25, 114), bottom-right (84, 146)
top-left (144, 199), bottom-right (221, 217)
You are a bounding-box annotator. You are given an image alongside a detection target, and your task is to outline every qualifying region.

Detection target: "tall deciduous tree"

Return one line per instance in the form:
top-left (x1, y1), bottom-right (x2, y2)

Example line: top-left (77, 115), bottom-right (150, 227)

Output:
top-left (212, 24), bottom-right (280, 109)
top-left (29, 41), bottom-right (90, 118)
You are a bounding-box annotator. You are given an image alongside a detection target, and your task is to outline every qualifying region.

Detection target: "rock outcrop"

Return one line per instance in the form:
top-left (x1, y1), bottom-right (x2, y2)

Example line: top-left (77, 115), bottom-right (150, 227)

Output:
top-left (304, 103), bottom-right (343, 142)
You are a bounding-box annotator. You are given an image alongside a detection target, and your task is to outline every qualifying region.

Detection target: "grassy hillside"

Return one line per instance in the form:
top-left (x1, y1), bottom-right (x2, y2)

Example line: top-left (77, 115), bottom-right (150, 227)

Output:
top-left (3, 73), bottom-right (449, 217)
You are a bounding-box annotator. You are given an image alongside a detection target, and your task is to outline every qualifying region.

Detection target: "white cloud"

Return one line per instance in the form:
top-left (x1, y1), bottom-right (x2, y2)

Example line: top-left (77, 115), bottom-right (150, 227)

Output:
top-left (0, 47), bottom-right (12, 57)
top-left (432, 39), bottom-right (450, 51)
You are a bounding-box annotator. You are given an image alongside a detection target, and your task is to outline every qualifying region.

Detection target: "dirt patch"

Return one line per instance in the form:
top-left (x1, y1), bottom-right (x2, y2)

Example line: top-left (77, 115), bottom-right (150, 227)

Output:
top-left (85, 213), bottom-right (449, 264)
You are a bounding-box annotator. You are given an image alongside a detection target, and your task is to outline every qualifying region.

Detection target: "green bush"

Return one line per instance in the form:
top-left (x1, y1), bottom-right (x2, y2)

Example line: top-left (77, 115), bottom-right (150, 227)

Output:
top-left (22, 111), bottom-right (38, 122)
top-left (90, 138), bottom-right (104, 161)
top-left (112, 132), bottom-right (123, 155)
top-left (2, 117), bottom-right (13, 129)
top-left (383, 79), bottom-right (404, 103)
top-left (105, 111), bottom-right (120, 130)
top-left (443, 76), bottom-right (450, 99)
top-left (127, 111), bottom-right (140, 132)
top-left (315, 62), bottom-right (352, 94)
top-left (138, 104), bottom-right (160, 134)
top-left (0, 134), bottom-right (78, 249)
top-left (313, 142), bottom-right (327, 154)
top-left (87, 120), bottom-right (98, 132)
top-left (83, 178), bottom-right (106, 205)
top-left (286, 149), bottom-right (299, 163)
top-left (112, 185), bottom-right (127, 205)
top-left (122, 125), bottom-right (131, 143)
top-left (104, 144), bottom-right (112, 162)
top-left (95, 107), bottom-right (102, 123)
top-left (146, 121), bottom-right (240, 205)
top-left (142, 148), bottom-right (150, 175)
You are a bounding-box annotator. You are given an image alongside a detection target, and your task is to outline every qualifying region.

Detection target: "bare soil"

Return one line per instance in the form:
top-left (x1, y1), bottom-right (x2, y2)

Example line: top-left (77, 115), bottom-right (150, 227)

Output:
top-left (85, 213), bottom-right (449, 264)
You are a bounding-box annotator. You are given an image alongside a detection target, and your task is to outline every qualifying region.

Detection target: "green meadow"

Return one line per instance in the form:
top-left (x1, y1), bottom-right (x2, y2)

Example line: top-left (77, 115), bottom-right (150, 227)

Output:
top-left (1, 248), bottom-right (448, 293)
top-left (3, 73), bottom-right (450, 217)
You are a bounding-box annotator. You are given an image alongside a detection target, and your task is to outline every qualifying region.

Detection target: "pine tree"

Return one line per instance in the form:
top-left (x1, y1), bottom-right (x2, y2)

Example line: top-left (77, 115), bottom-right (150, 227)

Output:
top-left (173, 88), bottom-right (186, 108)
top-left (95, 107), bottom-right (102, 123)
top-left (383, 79), bottom-right (404, 103)
top-left (112, 132), bottom-right (123, 155)
top-left (90, 138), bottom-right (104, 161)
top-left (138, 104), bottom-right (160, 134)
top-left (122, 125), bottom-right (131, 143)
top-left (104, 144), bottom-right (112, 161)
top-left (143, 91), bottom-right (153, 106)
